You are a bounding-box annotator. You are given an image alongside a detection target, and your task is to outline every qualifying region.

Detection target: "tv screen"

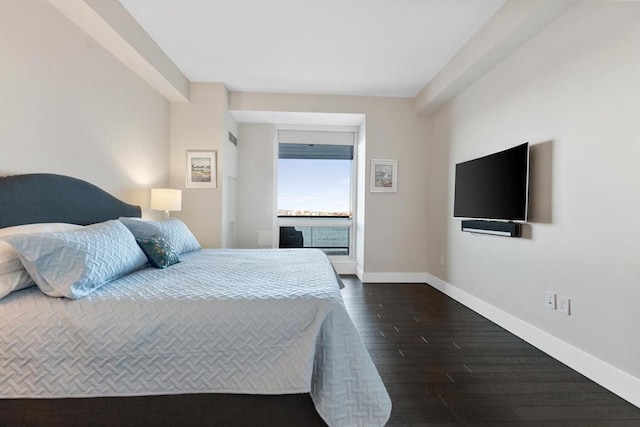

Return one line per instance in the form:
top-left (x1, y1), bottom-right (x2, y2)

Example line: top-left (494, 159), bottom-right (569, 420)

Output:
top-left (453, 142), bottom-right (529, 221)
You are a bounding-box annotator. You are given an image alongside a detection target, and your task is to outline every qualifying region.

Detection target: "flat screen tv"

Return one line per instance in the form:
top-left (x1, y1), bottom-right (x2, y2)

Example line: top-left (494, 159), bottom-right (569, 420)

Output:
top-left (453, 142), bottom-right (529, 221)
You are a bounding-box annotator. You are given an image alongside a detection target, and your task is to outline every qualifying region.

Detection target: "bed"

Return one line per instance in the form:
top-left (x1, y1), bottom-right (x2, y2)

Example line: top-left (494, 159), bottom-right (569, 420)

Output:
top-left (0, 174), bottom-right (391, 427)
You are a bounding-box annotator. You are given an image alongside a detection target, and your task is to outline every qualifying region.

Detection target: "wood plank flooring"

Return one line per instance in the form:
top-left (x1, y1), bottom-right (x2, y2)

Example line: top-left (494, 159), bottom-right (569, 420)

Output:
top-left (3, 277), bottom-right (638, 426)
top-left (340, 276), bottom-right (640, 426)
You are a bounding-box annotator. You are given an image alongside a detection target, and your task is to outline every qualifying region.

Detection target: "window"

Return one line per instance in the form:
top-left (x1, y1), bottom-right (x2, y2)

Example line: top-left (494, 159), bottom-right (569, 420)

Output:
top-left (277, 130), bottom-right (355, 257)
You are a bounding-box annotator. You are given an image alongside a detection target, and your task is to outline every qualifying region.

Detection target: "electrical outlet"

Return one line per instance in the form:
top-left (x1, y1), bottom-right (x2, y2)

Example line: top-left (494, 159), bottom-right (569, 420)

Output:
top-left (440, 255), bottom-right (445, 266)
top-left (545, 291), bottom-right (556, 310)
top-left (559, 296), bottom-right (571, 315)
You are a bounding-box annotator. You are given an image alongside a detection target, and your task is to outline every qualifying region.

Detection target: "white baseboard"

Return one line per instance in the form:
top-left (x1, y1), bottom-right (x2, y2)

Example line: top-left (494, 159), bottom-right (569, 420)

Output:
top-left (346, 268), bottom-right (640, 406)
top-left (331, 261), bottom-right (357, 275)
top-left (424, 272), bottom-right (640, 408)
top-left (360, 272), bottom-right (429, 283)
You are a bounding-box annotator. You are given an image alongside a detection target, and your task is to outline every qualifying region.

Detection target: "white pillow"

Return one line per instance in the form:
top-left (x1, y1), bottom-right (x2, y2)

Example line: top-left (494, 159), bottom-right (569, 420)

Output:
top-left (5, 220), bottom-right (147, 299)
top-left (0, 223), bottom-right (83, 299)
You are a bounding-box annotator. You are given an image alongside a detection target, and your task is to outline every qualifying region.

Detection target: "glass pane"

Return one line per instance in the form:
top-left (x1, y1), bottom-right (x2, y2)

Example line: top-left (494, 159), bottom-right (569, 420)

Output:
top-left (277, 159), bottom-right (351, 217)
top-left (279, 226), bottom-right (350, 256)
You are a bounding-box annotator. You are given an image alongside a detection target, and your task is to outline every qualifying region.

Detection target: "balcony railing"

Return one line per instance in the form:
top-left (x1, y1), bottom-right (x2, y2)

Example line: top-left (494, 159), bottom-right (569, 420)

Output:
top-left (277, 216), bottom-right (352, 257)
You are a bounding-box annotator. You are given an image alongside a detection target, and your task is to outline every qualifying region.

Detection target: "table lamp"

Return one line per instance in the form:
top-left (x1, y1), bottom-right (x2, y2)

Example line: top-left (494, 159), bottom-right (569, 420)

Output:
top-left (150, 188), bottom-right (182, 219)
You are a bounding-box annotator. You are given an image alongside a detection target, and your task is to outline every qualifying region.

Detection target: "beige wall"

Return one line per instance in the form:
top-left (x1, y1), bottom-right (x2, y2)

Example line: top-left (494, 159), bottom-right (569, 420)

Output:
top-left (428, 1), bottom-right (640, 378)
top-left (170, 83), bottom-right (229, 248)
top-left (229, 93), bottom-right (430, 277)
top-left (0, 0), bottom-right (170, 213)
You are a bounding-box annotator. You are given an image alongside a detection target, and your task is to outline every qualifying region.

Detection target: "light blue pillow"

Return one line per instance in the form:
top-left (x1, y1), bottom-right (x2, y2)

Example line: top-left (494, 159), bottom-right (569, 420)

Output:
top-left (3, 220), bottom-right (147, 299)
top-left (119, 218), bottom-right (200, 255)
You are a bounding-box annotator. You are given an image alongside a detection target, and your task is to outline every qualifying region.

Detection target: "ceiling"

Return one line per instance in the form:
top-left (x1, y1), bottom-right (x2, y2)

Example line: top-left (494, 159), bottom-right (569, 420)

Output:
top-left (119, 0), bottom-right (504, 98)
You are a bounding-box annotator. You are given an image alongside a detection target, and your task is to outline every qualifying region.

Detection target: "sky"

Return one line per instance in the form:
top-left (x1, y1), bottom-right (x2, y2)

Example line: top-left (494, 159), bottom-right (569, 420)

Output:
top-left (278, 159), bottom-right (351, 213)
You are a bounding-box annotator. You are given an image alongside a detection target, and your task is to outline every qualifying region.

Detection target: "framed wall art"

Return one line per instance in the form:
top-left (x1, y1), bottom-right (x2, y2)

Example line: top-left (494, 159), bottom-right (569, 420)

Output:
top-left (186, 150), bottom-right (216, 188)
top-left (370, 159), bottom-right (397, 193)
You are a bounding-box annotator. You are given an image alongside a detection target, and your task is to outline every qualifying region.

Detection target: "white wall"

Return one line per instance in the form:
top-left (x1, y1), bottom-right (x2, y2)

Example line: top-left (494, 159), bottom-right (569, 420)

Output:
top-left (222, 109), bottom-right (238, 248)
top-left (0, 0), bottom-right (170, 212)
top-left (229, 93), bottom-right (431, 277)
top-left (355, 119), bottom-right (367, 274)
top-left (236, 123), bottom-right (277, 249)
top-left (429, 0), bottom-right (639, 385)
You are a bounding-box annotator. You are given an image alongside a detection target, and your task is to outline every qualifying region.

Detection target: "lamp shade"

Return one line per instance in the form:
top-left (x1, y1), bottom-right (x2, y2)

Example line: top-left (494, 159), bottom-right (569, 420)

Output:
top-left (150, 188), bottom-right (182, 212)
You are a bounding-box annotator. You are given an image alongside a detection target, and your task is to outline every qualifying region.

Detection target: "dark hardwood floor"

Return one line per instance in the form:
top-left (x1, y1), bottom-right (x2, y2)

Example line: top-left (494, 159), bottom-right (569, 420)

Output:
top-left (3, 277), bottom-right (638, 426)
top-left (340, 276), bottom-right (640, 426)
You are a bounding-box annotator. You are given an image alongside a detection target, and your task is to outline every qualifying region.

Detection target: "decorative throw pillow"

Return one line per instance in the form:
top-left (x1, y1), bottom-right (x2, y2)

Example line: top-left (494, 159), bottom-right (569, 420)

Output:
top-left (136, 235), bottom-right (180, 269)
top-left (0, 223), bottom-right (84, 299)
top-left (3, 220), bottom-right (147, 299)
top-left (119, 217), bottom-right (200, 255)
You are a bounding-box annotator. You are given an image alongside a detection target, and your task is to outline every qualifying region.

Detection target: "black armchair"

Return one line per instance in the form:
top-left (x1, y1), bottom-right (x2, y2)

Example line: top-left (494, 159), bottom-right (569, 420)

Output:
top-left (279, 227), bottom-right (304, 248)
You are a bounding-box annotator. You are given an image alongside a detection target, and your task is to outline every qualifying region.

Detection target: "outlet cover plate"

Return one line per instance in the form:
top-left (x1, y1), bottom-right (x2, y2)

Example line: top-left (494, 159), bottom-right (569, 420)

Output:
top-left (545, 291), bottom-right (556, 309)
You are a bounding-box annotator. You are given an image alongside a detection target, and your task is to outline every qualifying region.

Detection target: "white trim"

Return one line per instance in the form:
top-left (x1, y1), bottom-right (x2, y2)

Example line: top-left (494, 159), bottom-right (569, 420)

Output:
top-left (331, 261), bottom-right (357, 275)
top-left (349, 133), bottom-right (358, 263)
top-left (278, 130), bottom-right (355, 146)
top-left (275, 124), bottom-right (360, 133)
top-left (424, 273), bottom-right (640, 408)
top-left (272, 129), bottom-right (280, 246)
top-left (360, 272), bottom-right (429, 283)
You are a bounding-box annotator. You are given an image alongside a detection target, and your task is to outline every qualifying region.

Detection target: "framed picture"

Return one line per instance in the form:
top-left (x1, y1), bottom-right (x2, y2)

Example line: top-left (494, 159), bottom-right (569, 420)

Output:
top-left (370, 159), bottom-right (397, 193)
top-left (186, 150), bottom-right (216, 188)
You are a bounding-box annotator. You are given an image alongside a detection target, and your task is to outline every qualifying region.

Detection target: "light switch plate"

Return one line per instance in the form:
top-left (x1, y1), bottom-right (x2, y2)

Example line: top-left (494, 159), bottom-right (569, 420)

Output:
top-left (559, 296), bottom-right (571, 315)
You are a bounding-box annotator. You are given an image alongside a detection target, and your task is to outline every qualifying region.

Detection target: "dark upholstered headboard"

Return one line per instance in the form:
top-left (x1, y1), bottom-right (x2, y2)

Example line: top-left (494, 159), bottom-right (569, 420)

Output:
top-left (0, 174), bottom-right (141, 228)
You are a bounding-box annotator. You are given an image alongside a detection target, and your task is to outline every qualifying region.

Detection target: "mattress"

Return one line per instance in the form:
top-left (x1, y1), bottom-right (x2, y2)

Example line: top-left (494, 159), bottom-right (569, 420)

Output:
top-left (0, 248), bottom-right (391, 426)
